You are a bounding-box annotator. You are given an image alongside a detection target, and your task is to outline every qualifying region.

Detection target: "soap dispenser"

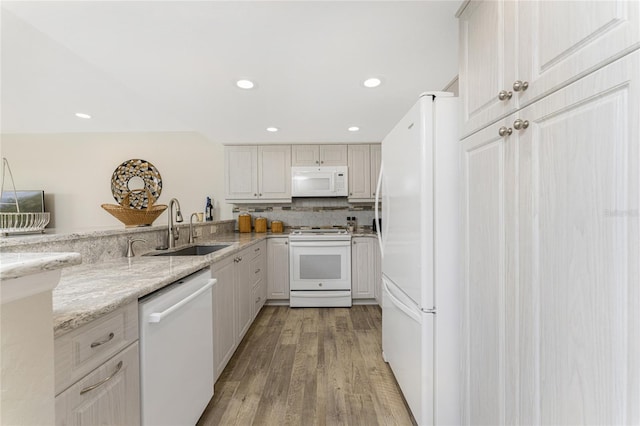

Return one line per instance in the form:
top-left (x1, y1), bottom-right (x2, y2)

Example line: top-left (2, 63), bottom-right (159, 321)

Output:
top-left (205, 197), bottom-right (213, 221)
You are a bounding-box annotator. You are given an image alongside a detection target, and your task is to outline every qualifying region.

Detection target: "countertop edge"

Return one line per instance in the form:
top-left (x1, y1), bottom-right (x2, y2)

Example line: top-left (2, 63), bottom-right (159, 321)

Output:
top-left (0, 252), bottom-right (82, 281)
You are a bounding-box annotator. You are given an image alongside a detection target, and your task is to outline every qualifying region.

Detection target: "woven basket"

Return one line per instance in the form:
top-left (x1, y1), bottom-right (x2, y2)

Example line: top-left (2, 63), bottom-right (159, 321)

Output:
top-left (102, 189), bottom-right (167, 227)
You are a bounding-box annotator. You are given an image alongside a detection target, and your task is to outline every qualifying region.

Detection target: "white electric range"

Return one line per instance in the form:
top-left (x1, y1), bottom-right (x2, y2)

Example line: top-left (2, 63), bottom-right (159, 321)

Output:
top-left (288, 228), bottom-right (352, 307)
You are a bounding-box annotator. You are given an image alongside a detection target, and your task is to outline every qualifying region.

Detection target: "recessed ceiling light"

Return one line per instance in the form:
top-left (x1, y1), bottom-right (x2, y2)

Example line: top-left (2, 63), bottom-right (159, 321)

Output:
top-left (75, 112), bottom-right (91, 119)
top-left (363, 78), bottom-right (382, 88)
top-left (236, 79), bottom-right (255, 89)
top-left (348, 126), bottom-right (360, 132)
top-left (266, 127), bottom-right (279, 132)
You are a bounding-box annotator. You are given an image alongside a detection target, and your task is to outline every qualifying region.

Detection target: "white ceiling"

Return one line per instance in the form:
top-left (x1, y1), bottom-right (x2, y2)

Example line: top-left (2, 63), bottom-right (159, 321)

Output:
top-left (1, 1), bottom-right (460, 144)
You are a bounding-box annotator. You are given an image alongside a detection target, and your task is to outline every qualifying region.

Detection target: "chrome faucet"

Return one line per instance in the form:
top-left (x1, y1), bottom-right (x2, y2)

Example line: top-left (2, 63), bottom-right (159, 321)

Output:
top-left (126, 238), bottom-right (146, 258)
top-left (188, 212), bottom-right (199, 244)
top-left (167, 198), bottom-right (184, 249)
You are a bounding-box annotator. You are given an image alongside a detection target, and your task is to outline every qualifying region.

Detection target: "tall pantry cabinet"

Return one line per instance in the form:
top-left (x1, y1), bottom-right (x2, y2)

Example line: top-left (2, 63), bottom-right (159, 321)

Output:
top-left (458, 1), bottom-right (640, 425)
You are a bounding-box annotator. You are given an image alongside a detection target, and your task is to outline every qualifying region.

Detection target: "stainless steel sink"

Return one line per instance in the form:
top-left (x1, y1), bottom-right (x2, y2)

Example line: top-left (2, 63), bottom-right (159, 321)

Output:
top-left (144, 244), bottom-right (232, 257)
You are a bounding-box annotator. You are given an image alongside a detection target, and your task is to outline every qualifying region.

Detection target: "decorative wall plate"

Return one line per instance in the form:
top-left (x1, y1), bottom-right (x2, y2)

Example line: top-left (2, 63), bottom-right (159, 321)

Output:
top-left (111, 159), bottom-right (162, 209)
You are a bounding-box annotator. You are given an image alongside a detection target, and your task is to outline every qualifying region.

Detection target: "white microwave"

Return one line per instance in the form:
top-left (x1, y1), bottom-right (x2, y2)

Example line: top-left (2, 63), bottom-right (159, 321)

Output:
top-left (291, 166), bottom-right (348, 197)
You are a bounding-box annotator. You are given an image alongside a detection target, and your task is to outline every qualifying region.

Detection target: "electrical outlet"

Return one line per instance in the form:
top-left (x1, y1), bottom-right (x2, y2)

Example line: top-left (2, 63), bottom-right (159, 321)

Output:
top-left (194, 227), bottom-right (202, 237)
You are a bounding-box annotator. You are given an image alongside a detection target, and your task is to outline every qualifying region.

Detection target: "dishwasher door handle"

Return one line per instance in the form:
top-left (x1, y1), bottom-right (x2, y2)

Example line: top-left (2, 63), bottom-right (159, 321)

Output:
top-left (148, 279), bottom-right (216, 323)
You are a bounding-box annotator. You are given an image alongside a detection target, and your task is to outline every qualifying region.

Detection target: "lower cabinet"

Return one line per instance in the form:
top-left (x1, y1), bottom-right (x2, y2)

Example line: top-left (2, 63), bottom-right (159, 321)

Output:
top-left (235, 248), bottom-right (253, 341)
top-left (55, 343), bottom-right (140, 426)
top-left (54, 303), bottom-right (140, 426)
top-left (211, 254), bottom-right (236, 381)
top-left (266, 237), bottom-right (289, 300)
top-left (212, 240), bottom-right (266, 380)
top-left (351, 236), bottom-right (381, 302)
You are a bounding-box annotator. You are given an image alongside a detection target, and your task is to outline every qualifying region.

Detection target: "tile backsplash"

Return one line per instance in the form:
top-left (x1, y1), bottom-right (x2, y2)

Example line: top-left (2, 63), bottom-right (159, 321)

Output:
top-left (232, 198), bottom-right (377, 229)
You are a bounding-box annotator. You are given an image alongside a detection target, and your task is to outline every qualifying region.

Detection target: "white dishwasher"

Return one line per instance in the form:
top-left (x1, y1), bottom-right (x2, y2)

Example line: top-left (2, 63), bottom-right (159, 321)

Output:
top-left (139, 267), bottom-right (215, 426)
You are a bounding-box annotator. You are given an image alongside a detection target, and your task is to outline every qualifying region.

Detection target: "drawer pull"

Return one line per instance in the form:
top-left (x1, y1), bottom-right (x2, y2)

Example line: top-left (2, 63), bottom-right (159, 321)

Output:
top-left (80, 361), bottom-right (123, 395)
top-left (255, 268), bottom-right (261, 274)
top-left (90, 332), bottom-right (115, 348)
top-left (254, 247), bottom-right (260, 252)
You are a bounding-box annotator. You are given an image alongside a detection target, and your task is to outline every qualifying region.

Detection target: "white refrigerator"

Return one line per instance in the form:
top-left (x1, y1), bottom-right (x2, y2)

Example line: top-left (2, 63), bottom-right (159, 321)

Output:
top-left (375, 92), bottom-right (460, 426)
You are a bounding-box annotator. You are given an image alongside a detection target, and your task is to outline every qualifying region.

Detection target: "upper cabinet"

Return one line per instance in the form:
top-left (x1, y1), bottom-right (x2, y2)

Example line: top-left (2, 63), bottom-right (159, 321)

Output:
top-left (458, 0), bottom-right (640, 137)
top-left (226, 144), bottom-right (381, 203)
top-left (225, 145), bottom-right (291, 202)
top-left (370, 144), bottom-right (382, 200)
top-left (347, 145), bottom-right (370, 201)
top-left (348, 144), bottom-right (382, 202)
top-left (458, 0), bottom-right (517, 139)
top-left (292, 144), bottom-right (347, 166)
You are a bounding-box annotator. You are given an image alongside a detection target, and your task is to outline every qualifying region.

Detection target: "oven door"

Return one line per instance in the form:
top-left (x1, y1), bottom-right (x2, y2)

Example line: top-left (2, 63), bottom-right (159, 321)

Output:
top-left (289, 240), bottom-right (351, 290)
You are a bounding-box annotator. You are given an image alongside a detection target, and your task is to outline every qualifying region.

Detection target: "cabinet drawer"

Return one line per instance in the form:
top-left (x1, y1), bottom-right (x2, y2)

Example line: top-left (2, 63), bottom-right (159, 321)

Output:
top-left (55, 342), bottom-right (140, 426)
top-left (249, 241), bottom-right (265, 259)
top-left (250, 254), bottom-right (266, 285)
top-left (55, 302), bottom-right (138, 395)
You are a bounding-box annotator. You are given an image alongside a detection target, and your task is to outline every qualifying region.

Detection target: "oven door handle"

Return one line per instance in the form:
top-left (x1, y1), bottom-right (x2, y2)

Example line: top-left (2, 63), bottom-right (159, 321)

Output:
top-left (288, 241), bottom-right (350, 247)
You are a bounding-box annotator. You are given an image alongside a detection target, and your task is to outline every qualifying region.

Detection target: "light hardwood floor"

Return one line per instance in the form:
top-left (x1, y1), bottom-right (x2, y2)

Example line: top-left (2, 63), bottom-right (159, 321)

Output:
top-left (197, 305), bottom-right (415, 426)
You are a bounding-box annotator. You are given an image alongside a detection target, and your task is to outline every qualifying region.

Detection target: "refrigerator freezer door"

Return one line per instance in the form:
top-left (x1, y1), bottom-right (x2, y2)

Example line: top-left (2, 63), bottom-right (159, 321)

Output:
top-left (381, 95), bottom-right (434, 309)
top-left (382, 275), bottom-right (434, 426)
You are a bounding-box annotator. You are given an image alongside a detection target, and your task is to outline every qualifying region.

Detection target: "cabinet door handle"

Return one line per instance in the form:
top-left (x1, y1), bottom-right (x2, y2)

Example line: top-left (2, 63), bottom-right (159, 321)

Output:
top-left (513, 80), bottom-right (529, 92)
top-left (498, 90), bottom-right (513, 101)
top-left (498, 126), bottom-right (513, 137)
top-left (513, 119), bottom-right (529, 130)
top-left (80, 361), bottom-right (123, 395)
top-left (90, 332), bottom-right (115, 348)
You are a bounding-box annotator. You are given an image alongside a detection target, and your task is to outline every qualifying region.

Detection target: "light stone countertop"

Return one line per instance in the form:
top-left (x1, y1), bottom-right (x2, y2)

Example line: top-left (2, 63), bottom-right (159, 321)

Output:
top-left (52, 232), bottom-right (267, 337)
top-left (0, 252), bottom-right (82, 280)
top-left (50, 229), bottom-right (379, 338)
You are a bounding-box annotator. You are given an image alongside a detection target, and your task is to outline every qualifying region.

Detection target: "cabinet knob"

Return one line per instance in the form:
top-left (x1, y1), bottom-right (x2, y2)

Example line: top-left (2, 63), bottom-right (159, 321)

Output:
top-left (285, 241), bottom-right (288, 245)
top-left (316, 160), bottom-right (319, 164)
top-left (321, 160), bottom-right (324, 164)
top-left (318, 283), bottom-right (323, 287)
top-left (513, 80), bottom-right (529, 92)
top-left (498, 126), bottom-right (513, 137)
top-left (259, 193), bottom-right (262, 197)
top-left (350, 192), bottom-right (353, 196)
top-left (353, 240), bottom-right (356, 245)
top-left (253, 193), bottom-right (257, 197)
top-left (498, 90), bottom-right (513, 101)
top-left (513, 119), bottom-right (529, 130)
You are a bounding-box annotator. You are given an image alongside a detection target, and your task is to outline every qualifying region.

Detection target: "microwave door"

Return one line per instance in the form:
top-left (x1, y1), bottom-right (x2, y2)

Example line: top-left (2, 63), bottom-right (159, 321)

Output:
top-left (293, 171), bottom-right (334, 196)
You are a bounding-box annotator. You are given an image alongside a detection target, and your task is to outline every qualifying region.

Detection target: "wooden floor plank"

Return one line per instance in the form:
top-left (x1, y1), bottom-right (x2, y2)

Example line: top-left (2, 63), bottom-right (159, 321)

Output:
top-left (197, 305), bottom-right (414, 426)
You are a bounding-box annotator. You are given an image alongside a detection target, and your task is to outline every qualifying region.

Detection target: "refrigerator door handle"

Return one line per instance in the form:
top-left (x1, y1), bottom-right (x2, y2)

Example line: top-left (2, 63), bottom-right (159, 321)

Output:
top-left (383, 278), bottom-right (420, 322)
top-left (375, 161), bottom-right (384, 257)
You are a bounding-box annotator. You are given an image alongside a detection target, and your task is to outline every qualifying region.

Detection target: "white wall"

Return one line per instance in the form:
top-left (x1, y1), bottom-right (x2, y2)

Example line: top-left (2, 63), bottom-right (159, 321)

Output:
top-left (0, 132), bottom-right (232, 231)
